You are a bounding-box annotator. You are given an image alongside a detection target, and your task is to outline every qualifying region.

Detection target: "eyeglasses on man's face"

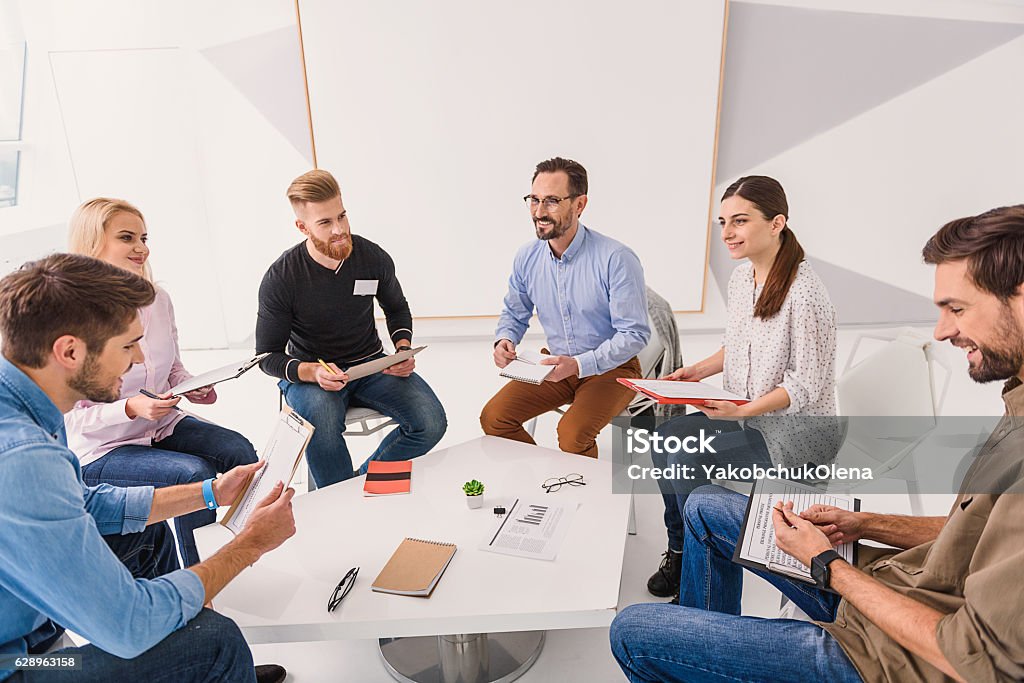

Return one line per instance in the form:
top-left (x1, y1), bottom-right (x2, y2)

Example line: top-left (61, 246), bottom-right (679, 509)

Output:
top-left (328, 566), bottom-right (359, 612)
top-left (523, 194), bottom-right (580, 211)
top-left (542, 473), bottom-right (586, 493)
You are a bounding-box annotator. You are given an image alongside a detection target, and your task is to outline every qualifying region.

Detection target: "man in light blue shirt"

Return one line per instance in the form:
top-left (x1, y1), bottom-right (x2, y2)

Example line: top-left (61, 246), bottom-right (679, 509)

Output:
top-left (0, 254), bottom-right (294, 682)
top-left (481, 157), bottom-right (650, 457)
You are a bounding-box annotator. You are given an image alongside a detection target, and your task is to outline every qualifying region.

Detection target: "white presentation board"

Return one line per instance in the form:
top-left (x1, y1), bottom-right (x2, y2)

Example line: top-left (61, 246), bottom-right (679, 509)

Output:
top-left (299, 0), bottom-right (726, 317)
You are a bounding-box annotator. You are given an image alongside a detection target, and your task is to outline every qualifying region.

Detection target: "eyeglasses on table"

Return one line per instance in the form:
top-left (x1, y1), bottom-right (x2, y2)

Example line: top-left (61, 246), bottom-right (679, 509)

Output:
top-left (542, 473), bottom-right (586, 493)
top-left (327, 566), bottom-right (359, 612)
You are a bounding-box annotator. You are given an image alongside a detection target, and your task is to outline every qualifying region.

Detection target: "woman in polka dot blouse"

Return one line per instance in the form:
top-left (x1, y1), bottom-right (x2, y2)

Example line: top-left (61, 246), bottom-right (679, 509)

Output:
top-left (644, 175), bottom-right (839, 599)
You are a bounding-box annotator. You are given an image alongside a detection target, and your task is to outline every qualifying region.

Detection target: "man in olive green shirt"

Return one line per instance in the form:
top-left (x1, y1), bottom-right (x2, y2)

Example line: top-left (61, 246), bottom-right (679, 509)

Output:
top-left (611, 204), bottom-right (1024, 683)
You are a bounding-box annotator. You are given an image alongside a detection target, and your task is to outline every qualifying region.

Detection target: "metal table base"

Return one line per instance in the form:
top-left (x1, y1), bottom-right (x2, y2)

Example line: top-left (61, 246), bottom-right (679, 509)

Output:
top-left (379, 631), bottom-right (545, 683)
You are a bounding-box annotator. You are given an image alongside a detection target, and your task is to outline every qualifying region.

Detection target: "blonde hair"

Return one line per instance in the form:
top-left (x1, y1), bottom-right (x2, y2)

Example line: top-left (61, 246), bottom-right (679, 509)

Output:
top-left (286, 169), bottom-right (340, 208)
top-left (68, 197), bottom-right (153, 282)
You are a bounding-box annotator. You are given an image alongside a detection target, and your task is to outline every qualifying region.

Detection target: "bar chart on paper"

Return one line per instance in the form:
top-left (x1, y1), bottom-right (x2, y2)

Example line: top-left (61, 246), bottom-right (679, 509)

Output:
top-left (481, 498), bottom-right (578, 561)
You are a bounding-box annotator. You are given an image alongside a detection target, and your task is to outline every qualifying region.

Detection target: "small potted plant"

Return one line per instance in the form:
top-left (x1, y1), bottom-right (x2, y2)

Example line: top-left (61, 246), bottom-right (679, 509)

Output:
top-left (463, 479), bottom-right (484, 508)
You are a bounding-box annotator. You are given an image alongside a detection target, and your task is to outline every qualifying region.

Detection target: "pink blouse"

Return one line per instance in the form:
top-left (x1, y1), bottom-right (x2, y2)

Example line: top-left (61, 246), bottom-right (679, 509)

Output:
top-left (65, 287), bottom-right (216, 467)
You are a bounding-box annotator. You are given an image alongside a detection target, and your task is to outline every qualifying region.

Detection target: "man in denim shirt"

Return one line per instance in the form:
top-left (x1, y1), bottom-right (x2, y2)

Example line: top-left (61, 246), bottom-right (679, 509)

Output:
top-left (0, 254), bottom-right (294, 682)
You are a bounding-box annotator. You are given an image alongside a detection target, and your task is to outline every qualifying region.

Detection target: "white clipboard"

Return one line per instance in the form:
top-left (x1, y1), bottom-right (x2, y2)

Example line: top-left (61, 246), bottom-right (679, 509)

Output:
top-left (169, 353), bottom-right (269, 396)
top-left (221, 407), bottom-right (314, 534)
top-left (343, 346), bottom-right (426, 380)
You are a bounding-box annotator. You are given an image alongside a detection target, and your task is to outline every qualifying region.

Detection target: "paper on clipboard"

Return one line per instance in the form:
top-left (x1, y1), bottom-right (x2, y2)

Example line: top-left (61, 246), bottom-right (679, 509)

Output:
top-left (169, 353), bottom-right (269, 396)
top-left (221, 407), bottom-right (314, 535)
top-left (343, 346), bottom-right (426, 380)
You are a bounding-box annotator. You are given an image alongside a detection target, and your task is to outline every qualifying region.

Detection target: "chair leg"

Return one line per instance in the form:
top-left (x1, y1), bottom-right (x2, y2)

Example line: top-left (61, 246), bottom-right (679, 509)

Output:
top-left (627, 491), bottom-right (637, 536)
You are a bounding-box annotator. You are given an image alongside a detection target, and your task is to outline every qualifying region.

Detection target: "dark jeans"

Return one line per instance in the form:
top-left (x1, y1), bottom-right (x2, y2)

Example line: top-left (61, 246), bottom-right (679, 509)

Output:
top-left (652, 413), bottom-right (771, 551)
top-left (610, 485), bottom-right (862, 682)
top-left (82, 417), bottom-right (258, 566)
top-left (12, 524), bottom-right (254, 682)
top-left (281, 365), bottom-right (447, 488)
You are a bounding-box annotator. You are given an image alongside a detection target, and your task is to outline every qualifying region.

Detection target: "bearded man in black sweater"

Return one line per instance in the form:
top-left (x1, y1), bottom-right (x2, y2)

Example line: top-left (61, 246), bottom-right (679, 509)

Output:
top-left (256, 170), bottom-right (447, 487)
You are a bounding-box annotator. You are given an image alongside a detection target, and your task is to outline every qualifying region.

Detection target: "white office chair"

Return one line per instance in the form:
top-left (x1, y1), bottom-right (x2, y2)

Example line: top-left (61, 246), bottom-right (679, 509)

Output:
top-left (834, 328), bottom-right (951, 514)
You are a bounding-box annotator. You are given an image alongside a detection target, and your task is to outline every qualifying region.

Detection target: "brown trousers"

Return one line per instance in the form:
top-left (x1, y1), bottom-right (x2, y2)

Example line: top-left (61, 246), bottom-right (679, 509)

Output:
top-left (479, 356), bottom-right (641, 458)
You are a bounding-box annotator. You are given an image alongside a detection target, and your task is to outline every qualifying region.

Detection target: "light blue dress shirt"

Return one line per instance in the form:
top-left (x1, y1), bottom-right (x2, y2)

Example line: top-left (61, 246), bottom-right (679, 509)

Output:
top-left (0, 357), bottom-right (204, 677)
top-left (495, 225), bottom-right (650, 378)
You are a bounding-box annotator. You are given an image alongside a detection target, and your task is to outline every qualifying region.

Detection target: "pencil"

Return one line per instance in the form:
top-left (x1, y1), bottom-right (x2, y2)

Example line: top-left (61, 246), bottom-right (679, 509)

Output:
top-left (317, 358), bottom-right (337, 375)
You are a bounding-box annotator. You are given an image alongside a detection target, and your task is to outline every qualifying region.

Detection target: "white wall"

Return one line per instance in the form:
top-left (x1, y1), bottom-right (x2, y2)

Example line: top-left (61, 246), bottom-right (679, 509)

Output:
top-left (0, 0), bottom-right (312, 348)
top-left (298, 0), bottom-right (726, 318)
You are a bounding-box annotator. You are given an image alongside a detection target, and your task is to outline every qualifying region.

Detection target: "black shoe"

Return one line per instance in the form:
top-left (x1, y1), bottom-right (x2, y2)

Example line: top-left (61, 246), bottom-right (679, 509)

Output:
top-left (256, 664), bottom-right (287, 683)
top-left (668, 593), bottom-right (679, 605)
top-left (646, 549), bottom-right (682, 598)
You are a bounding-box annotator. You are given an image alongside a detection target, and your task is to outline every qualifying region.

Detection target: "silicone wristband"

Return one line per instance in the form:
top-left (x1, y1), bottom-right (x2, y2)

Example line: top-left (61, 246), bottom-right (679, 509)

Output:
top-left (202, 477), bottom-right (218, 510)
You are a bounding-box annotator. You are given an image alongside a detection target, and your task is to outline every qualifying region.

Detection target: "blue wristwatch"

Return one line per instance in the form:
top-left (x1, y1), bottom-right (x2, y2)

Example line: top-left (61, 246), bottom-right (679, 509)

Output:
top-left (202, 478), bottom-right (218, 510)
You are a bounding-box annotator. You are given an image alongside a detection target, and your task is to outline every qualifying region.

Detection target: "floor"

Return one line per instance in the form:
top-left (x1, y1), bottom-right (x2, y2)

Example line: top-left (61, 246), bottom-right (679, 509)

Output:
top-left (161, 325), bottom-right (985, 681)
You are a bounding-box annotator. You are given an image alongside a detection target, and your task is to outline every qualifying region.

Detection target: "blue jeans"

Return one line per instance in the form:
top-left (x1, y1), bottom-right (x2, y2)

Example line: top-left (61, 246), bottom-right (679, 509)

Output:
top-left (652, 414), bottom-right (771, 551)
top-left (609, 485), bottom-right (862, 682)
top-left (280, 367), bottom-right (447, 488)
top-left (82, 417), bottom-right (258, 567)
top-left (11, 524), bottom-right (254, 682)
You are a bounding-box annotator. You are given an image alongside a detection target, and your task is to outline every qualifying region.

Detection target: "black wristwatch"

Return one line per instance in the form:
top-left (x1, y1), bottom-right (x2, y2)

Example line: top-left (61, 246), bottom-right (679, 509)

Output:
top-left (810, 549), bottom-right (843, 589)
top-left (395, 344), bottom-right (412, 352)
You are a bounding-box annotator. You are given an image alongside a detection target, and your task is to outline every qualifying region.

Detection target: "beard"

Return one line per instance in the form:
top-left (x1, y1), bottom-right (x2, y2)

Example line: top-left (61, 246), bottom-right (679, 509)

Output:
top-left (533, 215), bottom-right (571, 241)
top-left (310, 233), bottom-right (353, 261)
top-left (68, 353), bottom-right (122, 403)
top-left (956, 306), bottom-right (1024, 383)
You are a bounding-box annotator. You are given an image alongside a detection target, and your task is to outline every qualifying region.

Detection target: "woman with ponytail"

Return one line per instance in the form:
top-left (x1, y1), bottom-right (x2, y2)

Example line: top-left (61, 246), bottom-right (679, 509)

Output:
top-left (644, 175), bottom-right (838, 599)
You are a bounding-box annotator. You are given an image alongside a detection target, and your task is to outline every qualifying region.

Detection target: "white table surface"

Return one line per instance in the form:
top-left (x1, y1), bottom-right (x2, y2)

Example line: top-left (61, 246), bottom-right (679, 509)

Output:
top-left (195, 436), bottom-right (631, 644)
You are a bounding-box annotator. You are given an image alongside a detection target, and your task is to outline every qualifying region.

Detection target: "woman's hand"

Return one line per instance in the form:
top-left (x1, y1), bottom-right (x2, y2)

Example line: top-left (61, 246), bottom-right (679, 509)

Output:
top-left (125, 392), bottom-right (180, 420)
top-left (183, 385), bottom-right (216, 404)
top-left (695, 399), bottom-right (747, 419)
top-left (661, 365), bottom-right (699, 381)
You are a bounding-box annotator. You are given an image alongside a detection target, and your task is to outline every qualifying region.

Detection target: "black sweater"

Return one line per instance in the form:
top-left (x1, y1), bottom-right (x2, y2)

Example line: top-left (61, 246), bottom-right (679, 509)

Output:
top-left (256, 237), bottom-right (413, 381)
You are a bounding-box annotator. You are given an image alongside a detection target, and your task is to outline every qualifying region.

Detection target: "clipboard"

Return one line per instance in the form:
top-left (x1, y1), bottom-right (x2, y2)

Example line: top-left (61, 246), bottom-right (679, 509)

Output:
top-left (732, 478), bottom-right (858, 593)
top-left (221, 406), bottom-right (314, 534)
top-left (616, 378), bottom-right (750, 406)
top-left (342, 346), bottom-right (426, 380)
top-left (169, 353), bottom-right (270, 396)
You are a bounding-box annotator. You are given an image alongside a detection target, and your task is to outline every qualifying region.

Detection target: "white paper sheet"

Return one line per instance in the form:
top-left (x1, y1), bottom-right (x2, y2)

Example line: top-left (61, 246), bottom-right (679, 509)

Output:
top-left (480, 498), bottom-right (577, 561)
top-left (737, 479), bottom-right (855, 581)
top-left (223, 410), bottom-right (313, 534)
top-left (169, 353), bottom-right (268, 396)
top-left (628, 379), bottom-right (747, 402)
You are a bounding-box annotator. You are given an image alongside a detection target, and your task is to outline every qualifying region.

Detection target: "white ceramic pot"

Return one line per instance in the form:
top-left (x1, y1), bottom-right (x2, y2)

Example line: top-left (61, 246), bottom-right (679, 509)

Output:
top-left (466, 494), bottom-right (483, 509)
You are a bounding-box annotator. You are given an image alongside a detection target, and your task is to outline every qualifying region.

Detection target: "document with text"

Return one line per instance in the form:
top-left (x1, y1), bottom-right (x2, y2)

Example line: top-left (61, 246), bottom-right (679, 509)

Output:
top-left (480, 498), bottom-right (577, 561)
top-left (222, 407), bottom-right (314, 535)
top-left (733, 478), bottom-right (858, 587)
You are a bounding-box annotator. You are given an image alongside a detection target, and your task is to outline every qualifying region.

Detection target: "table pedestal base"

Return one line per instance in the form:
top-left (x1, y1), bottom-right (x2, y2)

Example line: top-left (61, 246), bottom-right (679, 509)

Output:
top-left (379, 631), bottom-right (545, 683)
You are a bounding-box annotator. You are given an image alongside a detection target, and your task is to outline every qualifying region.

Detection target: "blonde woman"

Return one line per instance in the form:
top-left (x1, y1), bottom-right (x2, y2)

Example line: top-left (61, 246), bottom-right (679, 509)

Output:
top-left (66, 198), bottom-right (257, 567)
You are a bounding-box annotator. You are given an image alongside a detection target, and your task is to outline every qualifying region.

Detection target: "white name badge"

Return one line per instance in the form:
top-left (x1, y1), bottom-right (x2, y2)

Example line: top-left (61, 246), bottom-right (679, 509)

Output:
top-left (354, 279), bottom-right (378, 296)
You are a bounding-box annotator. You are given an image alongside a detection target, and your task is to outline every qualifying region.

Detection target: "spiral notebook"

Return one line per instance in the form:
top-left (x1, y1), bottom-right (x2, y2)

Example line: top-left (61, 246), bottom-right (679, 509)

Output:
top-left (371, 537), bottom-right (457, 597)
top-left (499, 349), bottom-right (553, 385)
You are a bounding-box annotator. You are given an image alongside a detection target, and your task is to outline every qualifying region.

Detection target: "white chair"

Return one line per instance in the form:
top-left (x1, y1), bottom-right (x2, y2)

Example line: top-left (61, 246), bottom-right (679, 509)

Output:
top-left (834, 328), bottom-right (952, 515)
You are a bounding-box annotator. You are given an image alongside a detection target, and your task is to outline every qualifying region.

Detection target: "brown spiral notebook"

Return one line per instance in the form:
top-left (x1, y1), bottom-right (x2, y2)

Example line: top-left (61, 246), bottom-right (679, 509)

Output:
top-left (371, 537), bottom-right (457, 597)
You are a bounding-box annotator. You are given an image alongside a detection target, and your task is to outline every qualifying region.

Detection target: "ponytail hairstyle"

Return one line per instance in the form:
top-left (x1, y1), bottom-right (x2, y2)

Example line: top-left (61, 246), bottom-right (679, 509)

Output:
top-left (721, 175), bottom-right (804, 319)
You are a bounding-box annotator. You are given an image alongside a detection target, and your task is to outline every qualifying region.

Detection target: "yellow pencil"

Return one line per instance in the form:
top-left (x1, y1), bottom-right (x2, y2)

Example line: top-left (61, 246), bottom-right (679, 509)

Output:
top-left (317, 358), bottom-right (337, 375)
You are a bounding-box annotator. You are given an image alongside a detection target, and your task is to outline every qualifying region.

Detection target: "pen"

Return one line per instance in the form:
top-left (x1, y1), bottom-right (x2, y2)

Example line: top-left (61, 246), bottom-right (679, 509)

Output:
top-left (138, 388), bottom-right (183, 412)
top-left (317, 358), bottom-right (338, 376)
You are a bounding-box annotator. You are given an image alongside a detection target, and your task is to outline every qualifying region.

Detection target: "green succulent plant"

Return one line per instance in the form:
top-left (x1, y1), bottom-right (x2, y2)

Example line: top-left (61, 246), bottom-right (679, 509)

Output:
top-left (462, 479), bottom-right (484, 496)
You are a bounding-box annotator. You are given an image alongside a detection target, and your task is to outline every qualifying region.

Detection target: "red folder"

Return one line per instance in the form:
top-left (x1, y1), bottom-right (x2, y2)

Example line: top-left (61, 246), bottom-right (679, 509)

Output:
top-left (617, 378), bottom-right (750, 406)
top-left (363, 460), bottom-right (412, 496)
